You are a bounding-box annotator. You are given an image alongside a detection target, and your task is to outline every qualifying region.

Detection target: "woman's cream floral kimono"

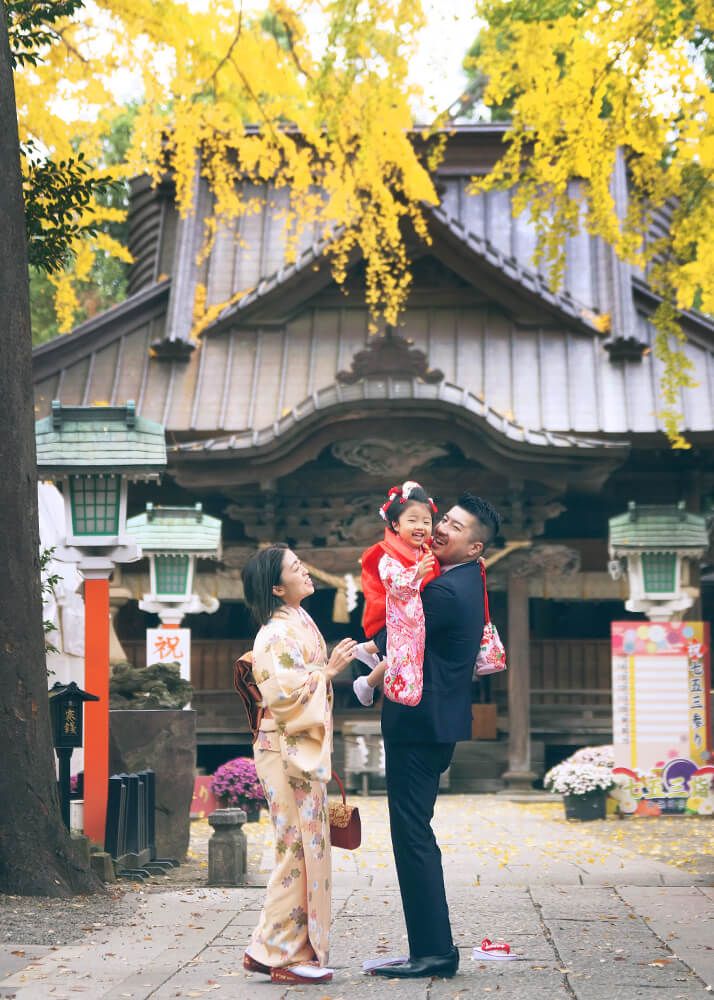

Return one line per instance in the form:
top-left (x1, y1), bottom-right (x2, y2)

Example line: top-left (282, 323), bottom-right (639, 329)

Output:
top-left (248, 605), bottom-right (333, 968)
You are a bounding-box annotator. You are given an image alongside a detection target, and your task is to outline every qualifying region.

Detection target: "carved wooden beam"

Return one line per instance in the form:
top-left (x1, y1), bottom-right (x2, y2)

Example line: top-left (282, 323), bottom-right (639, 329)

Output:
top-left (336, 326), bottom-right (444, 384)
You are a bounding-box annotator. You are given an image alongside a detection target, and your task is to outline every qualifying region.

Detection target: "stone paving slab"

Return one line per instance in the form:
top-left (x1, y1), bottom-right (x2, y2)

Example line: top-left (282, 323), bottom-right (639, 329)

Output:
top-left (0, 948), bottom-right (53, 999)
top-left (532, 885), bottom-right (709, 998)
top-left (0, 890), bottom-right (239, 1000)
top-left (2, 796), bottom-right (714, 998)
top-left (618, 886), bottom-right (714, 991)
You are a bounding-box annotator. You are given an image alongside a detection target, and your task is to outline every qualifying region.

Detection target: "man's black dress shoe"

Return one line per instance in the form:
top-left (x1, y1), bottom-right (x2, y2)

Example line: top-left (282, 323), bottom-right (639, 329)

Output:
top-left (371, 946), bottom-right (459, 979)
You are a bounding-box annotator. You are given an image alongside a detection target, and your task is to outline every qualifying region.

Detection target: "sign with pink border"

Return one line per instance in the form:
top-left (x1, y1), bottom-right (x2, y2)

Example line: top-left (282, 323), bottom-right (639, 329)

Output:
top-left (611, 621), bottom-right (712, 816)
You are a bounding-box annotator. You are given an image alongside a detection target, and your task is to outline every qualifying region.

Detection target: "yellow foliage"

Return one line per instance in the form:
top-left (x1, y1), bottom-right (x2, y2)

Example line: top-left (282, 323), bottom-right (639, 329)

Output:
top-left (472, 0), bottom-right (713, 446)
top-left (15, 0), bottom-right (439, 335)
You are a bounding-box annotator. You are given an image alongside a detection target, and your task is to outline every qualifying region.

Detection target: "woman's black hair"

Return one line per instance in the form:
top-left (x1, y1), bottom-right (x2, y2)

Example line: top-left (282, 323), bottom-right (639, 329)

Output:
top-left (383, 485), bottom-right (433, 535)
top-left (242, 543), bottom-right (289, 626)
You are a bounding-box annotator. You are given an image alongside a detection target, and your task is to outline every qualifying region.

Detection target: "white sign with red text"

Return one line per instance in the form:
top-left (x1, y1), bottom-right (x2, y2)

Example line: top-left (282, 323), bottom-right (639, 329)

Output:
top-left (146, 628), bottom-right (191, 684)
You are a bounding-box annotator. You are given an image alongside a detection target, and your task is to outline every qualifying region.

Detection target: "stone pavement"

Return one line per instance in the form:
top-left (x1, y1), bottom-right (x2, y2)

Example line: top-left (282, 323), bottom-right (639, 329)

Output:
top-left (2, 796), bottom-right (714, 999)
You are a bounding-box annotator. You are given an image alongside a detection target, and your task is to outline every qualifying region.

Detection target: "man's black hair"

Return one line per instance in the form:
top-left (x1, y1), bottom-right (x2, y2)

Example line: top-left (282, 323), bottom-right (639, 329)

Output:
top-left (456, 493), bottom-right (501, 549)
top-left (242, 543), bottom-right (289, 626)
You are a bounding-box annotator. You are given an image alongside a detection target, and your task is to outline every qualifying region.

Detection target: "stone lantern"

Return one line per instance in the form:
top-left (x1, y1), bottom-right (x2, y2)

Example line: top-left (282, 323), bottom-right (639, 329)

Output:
top-left (126, 503), bottom-right (222, 627)
top-left (36, 400), bottom-right (166, 843)
top-left (608, 501), bottom-right (709, 621)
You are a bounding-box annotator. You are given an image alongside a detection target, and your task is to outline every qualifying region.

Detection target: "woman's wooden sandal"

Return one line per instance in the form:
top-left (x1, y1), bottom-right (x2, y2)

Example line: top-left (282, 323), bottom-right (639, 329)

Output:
top-left (243, 952), bottom-right (271, 975)
top-left (270, 963), bottom-right (334, 984)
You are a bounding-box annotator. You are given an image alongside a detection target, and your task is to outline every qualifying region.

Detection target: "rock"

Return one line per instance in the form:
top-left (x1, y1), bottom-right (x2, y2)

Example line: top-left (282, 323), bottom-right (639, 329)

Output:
top-left (109, 709), bottom-right (196, 861)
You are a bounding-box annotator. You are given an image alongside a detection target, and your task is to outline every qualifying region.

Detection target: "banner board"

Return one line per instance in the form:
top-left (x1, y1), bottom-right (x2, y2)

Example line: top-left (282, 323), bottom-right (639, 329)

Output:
top-left (611, 621), bottom-right (712, 816)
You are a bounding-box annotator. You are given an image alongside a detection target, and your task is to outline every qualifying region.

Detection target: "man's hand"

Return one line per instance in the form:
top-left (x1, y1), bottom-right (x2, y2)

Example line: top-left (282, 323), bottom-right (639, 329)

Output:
top-left (415, 550), bottom-right (436, 580)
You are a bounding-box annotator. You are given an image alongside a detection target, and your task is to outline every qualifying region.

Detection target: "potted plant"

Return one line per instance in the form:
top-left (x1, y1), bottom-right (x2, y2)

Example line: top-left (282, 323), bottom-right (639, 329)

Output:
top-left (211, 757), bottom-right (266, 822)
top-left (544, 745), bottom-right (615, 821)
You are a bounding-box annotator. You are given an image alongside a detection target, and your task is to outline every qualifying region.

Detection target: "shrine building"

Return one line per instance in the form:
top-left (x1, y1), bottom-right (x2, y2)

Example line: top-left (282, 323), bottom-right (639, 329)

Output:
top-left (33, 125), bottom-right (714, 790)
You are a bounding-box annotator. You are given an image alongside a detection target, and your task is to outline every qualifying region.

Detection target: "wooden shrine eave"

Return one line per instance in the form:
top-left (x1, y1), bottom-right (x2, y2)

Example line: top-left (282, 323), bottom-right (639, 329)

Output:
top-left (32, 279), bottom-right (171, 383)
top-left (167, 378), bottom-right (629, 491)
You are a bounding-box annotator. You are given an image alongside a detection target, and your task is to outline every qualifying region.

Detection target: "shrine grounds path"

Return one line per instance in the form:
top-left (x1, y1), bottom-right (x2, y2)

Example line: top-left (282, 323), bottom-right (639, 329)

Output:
top-left (2, 795), bottom-right (714, 999)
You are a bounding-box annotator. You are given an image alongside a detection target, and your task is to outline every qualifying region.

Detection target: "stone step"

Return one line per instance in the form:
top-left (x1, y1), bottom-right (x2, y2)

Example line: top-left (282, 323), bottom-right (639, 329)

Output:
top-left (449, 776), bottom-right (505, 793)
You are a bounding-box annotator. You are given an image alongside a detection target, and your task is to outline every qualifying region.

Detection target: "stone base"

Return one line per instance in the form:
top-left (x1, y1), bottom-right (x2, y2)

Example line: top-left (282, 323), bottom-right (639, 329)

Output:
top-left (67, 833), bottom-right (91, 870)
top-left (501, 769), bottom-right (537, 792)
top-left (207, 809), bottom-right (248, 886)
top-left (90, 851), bottom-right (117, 882)
top-left (498, 789), bottom-right (553, 803)
top-left (109, 709), bottom-right (196, 861)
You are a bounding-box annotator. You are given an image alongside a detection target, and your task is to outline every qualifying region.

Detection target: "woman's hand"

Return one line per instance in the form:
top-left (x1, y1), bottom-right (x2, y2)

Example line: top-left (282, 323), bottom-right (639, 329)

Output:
top-left (326, 637), bottom-right (358, 680)
top-left (415, 550), bottom-right (436, 580)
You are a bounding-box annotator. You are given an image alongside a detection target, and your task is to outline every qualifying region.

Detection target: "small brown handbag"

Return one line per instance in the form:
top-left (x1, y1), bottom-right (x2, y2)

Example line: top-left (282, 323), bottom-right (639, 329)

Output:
top-left (328, 771), bottom-right (361, 850)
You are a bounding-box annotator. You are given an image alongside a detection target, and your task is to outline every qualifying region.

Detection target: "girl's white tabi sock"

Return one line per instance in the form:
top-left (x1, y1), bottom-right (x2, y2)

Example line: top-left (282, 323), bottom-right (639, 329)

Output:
top-left (353, 642), bottom-right (381, 669)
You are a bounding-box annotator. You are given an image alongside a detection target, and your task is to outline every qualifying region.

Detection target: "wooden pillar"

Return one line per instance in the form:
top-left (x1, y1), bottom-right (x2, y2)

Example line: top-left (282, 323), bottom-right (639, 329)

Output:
top-left (83, 577), bottom-right (110, 844)
top-left (503, 572), bottom-right (536, 791)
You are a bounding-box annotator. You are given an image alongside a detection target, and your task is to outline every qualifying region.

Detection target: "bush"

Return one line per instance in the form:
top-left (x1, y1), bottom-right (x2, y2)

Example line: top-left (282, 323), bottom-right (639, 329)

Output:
top-left (211, 757), bottom-right (266, 806)
top-left (109, 661), bottom-right (192, 709)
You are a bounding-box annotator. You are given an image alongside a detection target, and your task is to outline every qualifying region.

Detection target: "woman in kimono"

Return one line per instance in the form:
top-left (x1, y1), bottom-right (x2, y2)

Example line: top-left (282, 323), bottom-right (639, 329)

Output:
top-left (241, 544), bottom-right (357, 985)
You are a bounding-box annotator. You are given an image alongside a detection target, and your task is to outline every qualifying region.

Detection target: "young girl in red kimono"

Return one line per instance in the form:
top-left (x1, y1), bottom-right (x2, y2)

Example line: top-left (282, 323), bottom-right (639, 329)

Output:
top-left (352, 481), bottom-right (440, 707)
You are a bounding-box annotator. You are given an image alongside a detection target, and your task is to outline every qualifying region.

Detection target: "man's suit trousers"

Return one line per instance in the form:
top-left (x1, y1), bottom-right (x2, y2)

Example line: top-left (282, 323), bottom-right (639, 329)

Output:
top-left (384, 740), bottom-right (455, 958)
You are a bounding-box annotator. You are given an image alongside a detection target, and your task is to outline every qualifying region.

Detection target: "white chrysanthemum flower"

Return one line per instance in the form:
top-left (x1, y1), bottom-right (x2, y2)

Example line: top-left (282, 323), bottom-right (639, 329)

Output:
top-left (544, 760), bottom-right (615, 796)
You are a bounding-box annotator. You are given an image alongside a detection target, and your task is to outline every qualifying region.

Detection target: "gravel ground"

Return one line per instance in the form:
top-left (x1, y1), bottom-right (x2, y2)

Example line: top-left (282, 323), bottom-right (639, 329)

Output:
top-left (0, 886), bottom-right (139, 947)
top-left (0, 816), bottom-right (270, 946)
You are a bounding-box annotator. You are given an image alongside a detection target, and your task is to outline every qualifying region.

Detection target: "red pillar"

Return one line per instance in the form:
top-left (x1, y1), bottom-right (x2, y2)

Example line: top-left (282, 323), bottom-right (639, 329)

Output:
top-left (83, 577), bottom-right (110, 844)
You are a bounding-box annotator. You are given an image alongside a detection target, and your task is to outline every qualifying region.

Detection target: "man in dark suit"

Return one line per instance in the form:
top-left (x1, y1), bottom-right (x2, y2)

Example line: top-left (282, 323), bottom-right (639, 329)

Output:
top-left (371, 492), bottom-right (502, 979)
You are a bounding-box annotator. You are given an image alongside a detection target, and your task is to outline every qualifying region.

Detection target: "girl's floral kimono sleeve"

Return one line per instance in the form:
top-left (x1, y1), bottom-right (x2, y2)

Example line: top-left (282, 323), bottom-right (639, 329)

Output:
top-left (253, 619), bottom-right (332, 783)
top-left (378, 553), bottom-right (420, 601)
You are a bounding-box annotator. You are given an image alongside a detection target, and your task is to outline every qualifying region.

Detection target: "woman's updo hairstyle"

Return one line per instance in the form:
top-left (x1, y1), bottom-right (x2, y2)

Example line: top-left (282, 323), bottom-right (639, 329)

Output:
top-left (242, 543), bottom-right (289, 626)
top-left (379, 481), bottom-right (437, 535)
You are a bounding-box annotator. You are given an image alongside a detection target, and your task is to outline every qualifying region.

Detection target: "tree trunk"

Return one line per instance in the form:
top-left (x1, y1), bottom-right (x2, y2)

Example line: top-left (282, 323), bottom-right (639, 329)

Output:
top-left (0, 6), bottom-right (99, 896)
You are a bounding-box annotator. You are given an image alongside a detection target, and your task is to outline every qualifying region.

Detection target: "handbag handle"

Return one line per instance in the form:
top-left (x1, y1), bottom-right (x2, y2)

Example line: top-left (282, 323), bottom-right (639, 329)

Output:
top-left (479, 558), bottom-right (491, 625)
top-left (331, 770), bottom-right (347, 805)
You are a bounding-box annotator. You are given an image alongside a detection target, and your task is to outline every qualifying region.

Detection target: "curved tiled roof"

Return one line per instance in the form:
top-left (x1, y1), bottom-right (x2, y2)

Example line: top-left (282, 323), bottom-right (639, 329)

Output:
top-left (609, 501), bottom-right (709, 551)
top-left (201, 205), bottom-right (602, 337)
top-left (127, 504), bottom-right (222, 555)
top-left (170, 378), bottom-right (629, 457)
top-left (427, 207), bottom-right (601, 333)
top-left (36, 401), bottom-right (167, 474)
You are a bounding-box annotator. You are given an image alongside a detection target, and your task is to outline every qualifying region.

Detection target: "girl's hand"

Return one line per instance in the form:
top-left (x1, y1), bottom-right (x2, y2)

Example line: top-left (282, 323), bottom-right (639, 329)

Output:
top-left (326, 637), bottom-right (359, 679)
top-left (416, 550), bottom-right (436, 580)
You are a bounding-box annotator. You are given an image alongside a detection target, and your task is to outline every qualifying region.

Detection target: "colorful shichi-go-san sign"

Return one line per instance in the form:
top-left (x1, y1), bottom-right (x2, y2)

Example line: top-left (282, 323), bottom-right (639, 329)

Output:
top-left (611, 621), bottom-right (712, 816)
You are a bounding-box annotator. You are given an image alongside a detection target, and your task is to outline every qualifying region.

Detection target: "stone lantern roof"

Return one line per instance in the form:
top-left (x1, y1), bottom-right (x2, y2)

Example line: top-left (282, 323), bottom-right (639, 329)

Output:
top-left (36, 400), bottom-right (166, 477)
top-left (126, 503), bottom-right (222, 557)
top-left (609, 501), bottom-right (709, 554)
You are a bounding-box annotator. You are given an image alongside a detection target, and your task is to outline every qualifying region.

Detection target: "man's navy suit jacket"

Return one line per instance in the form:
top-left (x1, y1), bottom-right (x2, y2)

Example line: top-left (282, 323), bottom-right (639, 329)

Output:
top-left (381, 560), bottom-right (484, 744)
